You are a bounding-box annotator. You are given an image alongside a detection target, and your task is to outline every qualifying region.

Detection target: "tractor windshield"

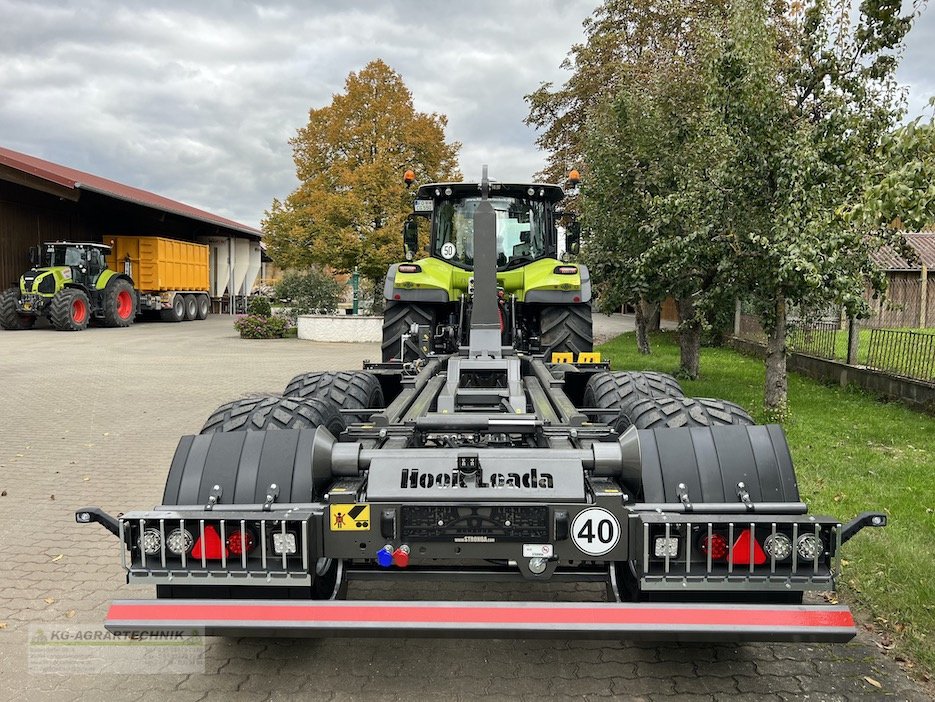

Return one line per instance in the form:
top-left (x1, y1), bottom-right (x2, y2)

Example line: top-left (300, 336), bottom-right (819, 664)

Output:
top-left (45, 246), bottom-right (84, 267)
top-left (433, 196), bottom-right (551, 269)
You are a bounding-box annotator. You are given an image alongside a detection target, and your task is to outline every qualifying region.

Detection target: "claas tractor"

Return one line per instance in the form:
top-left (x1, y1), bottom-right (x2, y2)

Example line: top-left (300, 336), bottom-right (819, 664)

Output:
top-left (78, 167), bottom-right (886, 643)
top-left (382, 171), bottom-right (591, 362)
top-left (0, 241), bottom-right (135, 331)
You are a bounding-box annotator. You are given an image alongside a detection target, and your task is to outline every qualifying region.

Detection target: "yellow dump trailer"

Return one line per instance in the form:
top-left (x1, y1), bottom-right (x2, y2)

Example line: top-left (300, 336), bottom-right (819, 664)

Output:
top-left (108, 236), bottom-right (211, 322)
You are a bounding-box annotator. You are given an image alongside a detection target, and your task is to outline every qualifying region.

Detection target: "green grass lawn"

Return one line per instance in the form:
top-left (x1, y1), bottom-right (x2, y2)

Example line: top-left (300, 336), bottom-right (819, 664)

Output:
top-left (598, 330), bottom-right (935, 674)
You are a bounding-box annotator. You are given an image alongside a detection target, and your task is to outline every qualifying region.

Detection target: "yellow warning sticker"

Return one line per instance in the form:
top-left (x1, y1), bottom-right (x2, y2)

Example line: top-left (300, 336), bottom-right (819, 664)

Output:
top-left (330, 504), bottom-right (371, 531)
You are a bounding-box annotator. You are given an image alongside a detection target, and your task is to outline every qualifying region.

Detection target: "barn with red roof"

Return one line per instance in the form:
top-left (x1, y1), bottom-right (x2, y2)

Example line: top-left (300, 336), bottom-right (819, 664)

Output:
top-left (0, 146), bottom-right (263, 310)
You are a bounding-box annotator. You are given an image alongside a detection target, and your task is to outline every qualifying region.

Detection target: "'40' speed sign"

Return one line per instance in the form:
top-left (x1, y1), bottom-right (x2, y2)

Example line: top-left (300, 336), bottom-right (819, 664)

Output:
top-left (571, 508), bottom-right (620, 556)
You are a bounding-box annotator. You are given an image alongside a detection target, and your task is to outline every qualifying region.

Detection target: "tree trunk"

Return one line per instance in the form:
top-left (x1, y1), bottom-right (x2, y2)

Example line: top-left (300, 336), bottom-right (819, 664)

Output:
top-left (647, 301), bottom-right (661, 331)
top-left (764, 296), bottom-right (788, 413)
top-left (634, 297), bottom-right (652, 355)
top-left (676, 296), bottom-right (701, 379)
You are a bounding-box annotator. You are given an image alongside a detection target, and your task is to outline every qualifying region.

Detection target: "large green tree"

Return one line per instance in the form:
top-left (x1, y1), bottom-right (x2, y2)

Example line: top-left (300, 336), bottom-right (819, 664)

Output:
top-left (263, 59), bottom-right (461, 284)
top-left (702, 0), bottom-right (916, 411)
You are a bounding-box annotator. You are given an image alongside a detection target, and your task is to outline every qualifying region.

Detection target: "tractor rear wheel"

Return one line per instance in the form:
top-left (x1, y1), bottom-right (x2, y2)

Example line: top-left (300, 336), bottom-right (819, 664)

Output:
top-left (0, 289), bottom-right (34, 330)
top-left (50, 288), bottom-right (91, 331)
top-left (381, 300), bottom-right (435, 362)
top-left (196, 294), bottom-right (210, 320)
top-left (101, 279), bottom-right (136, 327)
top-left (583, 371), bottom-right (685, 434)
top-left (629, 396), bottom-right (754, 430)
top-left (284, 371), bottom-right (384, 422)
top-left (161, 294), bottom-right (185, 322)
top-left (538, 303), bottom-right (593, 358)
top-left (200, 395), bottom-right (346, 436)
top-left (183, 294), bottom-right (198, 321)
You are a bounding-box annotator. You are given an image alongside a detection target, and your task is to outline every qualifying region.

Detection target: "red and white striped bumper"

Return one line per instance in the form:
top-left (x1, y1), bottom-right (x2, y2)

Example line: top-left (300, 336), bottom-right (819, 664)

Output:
top-left (105, 600), bottom-right (857, 642)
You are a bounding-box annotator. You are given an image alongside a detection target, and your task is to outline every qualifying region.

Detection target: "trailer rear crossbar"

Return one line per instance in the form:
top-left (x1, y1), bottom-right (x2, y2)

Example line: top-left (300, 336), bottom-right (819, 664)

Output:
top-left (106, 600), bottom-right (856, 642)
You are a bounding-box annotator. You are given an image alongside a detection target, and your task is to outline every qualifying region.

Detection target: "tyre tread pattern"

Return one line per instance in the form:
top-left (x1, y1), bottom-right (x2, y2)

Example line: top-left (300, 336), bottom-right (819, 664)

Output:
top-left (583, 371), bottom-right (685, 433)
top-left (538, 304), bottom-right (593, 357)
top-left (283, 371), bottom-right (384, 421)
top-left (0, 288), bottom-right (33, 330)
top-left (50, 288), bottom-right (90, 331)
top-left (630, 396), bottom-right (755, 430)
top-left (200, 395), bottom-right (346, 436)
top-left (101, 278), bottom-right (136, 327)
top-left (381, 301), bottom-right (434, 362)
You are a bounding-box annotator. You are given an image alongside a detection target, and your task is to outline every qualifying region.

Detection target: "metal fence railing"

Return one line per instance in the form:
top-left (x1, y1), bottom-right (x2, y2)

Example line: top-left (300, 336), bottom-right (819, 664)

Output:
top-left (865, 328), bottom-right (935, 382)
top-left (788, 321), bottom-right (840, 360)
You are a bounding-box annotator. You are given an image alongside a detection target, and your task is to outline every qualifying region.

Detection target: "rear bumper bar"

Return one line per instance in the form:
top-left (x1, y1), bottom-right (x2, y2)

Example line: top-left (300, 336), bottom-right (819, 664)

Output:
top-left (105, 599), bottom-right (857, 642)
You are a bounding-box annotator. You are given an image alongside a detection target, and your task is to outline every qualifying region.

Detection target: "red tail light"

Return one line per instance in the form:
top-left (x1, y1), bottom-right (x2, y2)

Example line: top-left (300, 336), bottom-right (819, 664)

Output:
top-left (398, 264), bottom-right (422, 274)
top-left (699, 533), bottom-right (729, 561)
top-left (227, 528), bottom-right (256, 556)
top-left (554, 266), bottom-right (578, 275)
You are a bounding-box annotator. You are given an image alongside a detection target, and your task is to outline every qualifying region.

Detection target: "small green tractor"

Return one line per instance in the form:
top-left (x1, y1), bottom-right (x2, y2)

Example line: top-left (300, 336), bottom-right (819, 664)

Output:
top-left (382, 175), bottom-right (592, 362)
top-left (0, 242), bottom-right (136, 331)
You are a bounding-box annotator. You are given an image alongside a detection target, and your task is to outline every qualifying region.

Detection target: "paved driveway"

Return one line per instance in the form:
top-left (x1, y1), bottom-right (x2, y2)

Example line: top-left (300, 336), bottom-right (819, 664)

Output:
top-left (0, 317), bottom-right (926, 700)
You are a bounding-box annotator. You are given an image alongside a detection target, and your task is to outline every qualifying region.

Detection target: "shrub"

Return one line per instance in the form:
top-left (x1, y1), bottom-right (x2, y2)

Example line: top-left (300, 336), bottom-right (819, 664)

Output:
top-left (275, 268), bottom-right (346, 324)
top-left (247, 295), bottom-right (272, 318)
top-left (234, 314), bottom-right (288, 339)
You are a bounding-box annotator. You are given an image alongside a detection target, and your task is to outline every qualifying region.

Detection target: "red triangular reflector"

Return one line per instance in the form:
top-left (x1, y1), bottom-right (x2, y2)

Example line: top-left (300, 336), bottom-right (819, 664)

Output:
top-left (730, 529), bottom-right (767, 565)
top-left (191, 525), bottom-right (228, 560)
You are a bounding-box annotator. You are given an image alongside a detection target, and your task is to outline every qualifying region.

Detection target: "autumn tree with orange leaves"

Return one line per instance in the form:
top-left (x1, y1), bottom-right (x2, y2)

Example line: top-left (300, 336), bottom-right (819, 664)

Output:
top-left (263, 59), bottom-right (461, 284)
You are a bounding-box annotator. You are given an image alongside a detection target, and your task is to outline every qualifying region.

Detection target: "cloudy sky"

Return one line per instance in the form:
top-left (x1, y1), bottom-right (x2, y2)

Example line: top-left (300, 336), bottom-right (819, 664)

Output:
top-left (1, 0), bottom-right (933, 230)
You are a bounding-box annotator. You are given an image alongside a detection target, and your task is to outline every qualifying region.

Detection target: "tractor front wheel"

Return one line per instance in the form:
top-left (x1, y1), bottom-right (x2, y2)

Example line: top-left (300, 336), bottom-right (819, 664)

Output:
top-left (102, 279), bottom-right (136, 327)
top-left (0, 289), bottom-right (35, 330)
top-left (50, 288), bottom-right (91, 331)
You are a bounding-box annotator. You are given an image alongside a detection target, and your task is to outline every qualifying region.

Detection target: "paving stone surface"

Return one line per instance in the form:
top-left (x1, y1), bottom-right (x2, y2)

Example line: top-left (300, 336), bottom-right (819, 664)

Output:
top-left (0, 317), bottom-right (927, 701)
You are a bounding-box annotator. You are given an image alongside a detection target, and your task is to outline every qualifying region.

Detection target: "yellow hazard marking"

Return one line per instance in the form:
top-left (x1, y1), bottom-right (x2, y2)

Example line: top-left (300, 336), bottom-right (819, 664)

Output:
top-left (330, 504), bottom-right (371, 531)
top-left (551, 352), bottom-right (574, 364)
top-left (578, 352), bottom-right (602, 364)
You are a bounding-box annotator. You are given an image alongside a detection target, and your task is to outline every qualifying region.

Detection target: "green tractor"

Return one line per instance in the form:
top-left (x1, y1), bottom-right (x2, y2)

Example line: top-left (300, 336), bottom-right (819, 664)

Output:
top-left (0, 242), bottom-right (137, 331)
top-left (382, 174), bottom-right (592, 362)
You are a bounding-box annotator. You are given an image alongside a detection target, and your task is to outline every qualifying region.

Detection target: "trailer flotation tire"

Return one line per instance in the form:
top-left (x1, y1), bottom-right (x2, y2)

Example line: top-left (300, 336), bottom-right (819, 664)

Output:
top-left (583, 371), bottom-right (684, 434)
top-left (161, 294), bottom-right (185, 322)
top-left (381, 300), bottom-right (435, 362)
top-left (196, 294), bottom-right (210, 320)
top-left (283, 371), bottom-right (384, 422)
top-left (200, 395), bottom-right (346, 436)
top-left (50, 288), bottom-right (90, 331)
top-left (538, 303), bottom-right (593, 358)
top-left (101, 278), bottom-right (136, 327)
top-left (628, 396), bottom-right (754, 430)
top-left (0, 288), bottom-right (34, 330)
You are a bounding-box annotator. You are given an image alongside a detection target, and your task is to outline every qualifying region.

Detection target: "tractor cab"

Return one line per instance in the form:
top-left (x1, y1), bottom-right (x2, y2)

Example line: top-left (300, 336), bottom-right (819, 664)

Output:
top-left (30, 242), bottom-right (112, 289)
top-left (406, 182), bottom-right (578, 269)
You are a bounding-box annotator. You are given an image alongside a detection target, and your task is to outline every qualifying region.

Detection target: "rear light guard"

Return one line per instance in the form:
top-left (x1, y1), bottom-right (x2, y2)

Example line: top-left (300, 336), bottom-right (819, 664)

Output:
top-left (118, 510), bottom-right (313, 586)
top-left (633, 512), bottom-right (842, 592)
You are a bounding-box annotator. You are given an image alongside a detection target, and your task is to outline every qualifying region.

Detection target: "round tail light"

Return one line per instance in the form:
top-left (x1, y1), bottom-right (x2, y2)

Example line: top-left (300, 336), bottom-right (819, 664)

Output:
top-left (763, 533), bottom-right (793, 560)
top-left (699, 533), bottom-right (729, 561)
top-left (227, 528), bottom-right (256, 556)
top-left (140, 528), bottom-right (162, 555)
top-left (166, 528), bottom-right (193, 555)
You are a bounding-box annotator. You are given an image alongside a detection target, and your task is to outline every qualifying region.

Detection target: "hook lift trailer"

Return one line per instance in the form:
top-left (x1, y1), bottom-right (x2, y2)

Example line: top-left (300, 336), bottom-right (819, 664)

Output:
top-left (77, 168), bottom-right (886, 642)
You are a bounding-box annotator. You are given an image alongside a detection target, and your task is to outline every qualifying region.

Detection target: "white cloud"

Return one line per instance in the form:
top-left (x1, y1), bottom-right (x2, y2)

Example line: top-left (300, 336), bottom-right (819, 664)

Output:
top-left (0, 0), bottom-right (598, 227)
top-left (1, 0), bottom-right (932, 229)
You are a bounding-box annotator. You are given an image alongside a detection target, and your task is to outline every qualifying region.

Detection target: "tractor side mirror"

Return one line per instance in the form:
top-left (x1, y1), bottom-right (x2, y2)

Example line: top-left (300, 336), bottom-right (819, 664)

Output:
top-left (566, 221), bottom-right (581, 256)
top-left (28, 246), bottom-right (38, 266)
top-left (403, 218), bottom-right (419, 261)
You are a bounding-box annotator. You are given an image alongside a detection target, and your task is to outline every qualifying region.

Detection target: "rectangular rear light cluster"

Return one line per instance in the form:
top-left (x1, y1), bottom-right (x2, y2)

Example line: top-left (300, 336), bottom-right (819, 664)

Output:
top-left (637, 514), bottom-right (840, 590)
top-left (118, 512), bottom-right (312, 580)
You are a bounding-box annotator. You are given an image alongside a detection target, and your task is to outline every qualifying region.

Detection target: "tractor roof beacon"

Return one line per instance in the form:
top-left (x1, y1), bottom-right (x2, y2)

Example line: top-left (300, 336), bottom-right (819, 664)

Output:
top-left (78, 167), bottom-right (886, 643)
